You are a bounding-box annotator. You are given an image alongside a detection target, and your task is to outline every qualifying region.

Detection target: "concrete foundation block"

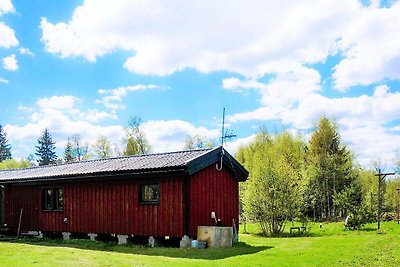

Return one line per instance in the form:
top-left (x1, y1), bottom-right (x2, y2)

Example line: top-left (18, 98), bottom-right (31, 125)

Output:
top-left (117, 234), bottom-right (128, 245)
top-left (88, 233), bottom-right (97, 241)
top-left (62, 232), bottom-right (71, 241)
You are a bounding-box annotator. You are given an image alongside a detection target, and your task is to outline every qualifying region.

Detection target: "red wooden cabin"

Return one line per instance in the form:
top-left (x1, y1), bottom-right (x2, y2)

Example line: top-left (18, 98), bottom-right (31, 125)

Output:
top-left (0, 147), bottom-right (248, 240)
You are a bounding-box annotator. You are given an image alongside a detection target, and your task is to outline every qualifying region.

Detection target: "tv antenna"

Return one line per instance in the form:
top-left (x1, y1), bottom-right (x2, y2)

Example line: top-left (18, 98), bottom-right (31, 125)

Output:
top-left (216, 108), bottom-right (237, 171)
top-left (220, 107), bottom-right (237, 147)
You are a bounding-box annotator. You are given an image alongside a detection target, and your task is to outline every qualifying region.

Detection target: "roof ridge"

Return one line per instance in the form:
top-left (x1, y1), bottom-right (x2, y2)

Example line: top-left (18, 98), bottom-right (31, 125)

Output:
top-left (184, 146), bottom-right (222, 165)
top-left (0, 148), bottom-right (213, 172)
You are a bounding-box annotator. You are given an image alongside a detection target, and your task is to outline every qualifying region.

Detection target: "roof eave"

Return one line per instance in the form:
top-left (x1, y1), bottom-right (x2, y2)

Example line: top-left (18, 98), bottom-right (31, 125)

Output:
top-left (0, 167), bottom-right (188, 185)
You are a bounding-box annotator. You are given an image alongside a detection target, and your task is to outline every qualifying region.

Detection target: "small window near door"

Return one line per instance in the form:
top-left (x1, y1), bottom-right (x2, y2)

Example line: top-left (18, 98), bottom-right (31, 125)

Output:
top-left (139, 183), bottom-right (160, 204)
top-left (55, 188), bottom-right (64, 210)
top-left (42, 187), bottom-right (64, 211)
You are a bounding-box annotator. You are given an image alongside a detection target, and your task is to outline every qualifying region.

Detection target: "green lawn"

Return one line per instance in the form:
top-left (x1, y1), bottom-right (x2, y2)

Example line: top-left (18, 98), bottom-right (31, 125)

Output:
top-left (1, 222), bottom-right (400, 266)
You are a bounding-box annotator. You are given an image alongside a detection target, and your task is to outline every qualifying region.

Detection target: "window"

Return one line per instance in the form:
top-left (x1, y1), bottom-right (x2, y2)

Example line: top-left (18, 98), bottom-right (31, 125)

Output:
top-left (139, 183), bottom-right (160, 203)
top-left (42, 187), bottom-right (64, 211)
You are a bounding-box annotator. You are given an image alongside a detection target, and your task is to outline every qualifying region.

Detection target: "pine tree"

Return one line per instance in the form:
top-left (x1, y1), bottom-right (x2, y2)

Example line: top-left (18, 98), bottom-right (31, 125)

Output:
top-left (35, 128), bottom-right (58, 166)
top-left (63, 138), bottom-right (74, 163)
top-left (0, 124), bottom-right (12, 162)
top-left (305, 117), bottom-right (354, 221)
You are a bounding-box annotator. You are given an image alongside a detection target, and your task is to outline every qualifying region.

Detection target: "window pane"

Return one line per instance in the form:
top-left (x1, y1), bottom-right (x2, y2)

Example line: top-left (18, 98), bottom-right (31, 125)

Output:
top-left (141, 184), bottom-right (159, 202)
top-left (43, 188), bottom-right (53, 210)
top-left (56, 188), bottom-right (64, 210)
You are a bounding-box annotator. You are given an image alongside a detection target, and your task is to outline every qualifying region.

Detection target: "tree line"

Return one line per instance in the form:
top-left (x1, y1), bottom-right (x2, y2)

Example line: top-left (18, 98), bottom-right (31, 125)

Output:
top-left (2, 116), bottom-right (400, 233)
top-left (0, 116), bottom-right (152, 168)
top-left (236, 117), bottom-right (400, 234)
top-left (0, 115), bottom-right (215, 169)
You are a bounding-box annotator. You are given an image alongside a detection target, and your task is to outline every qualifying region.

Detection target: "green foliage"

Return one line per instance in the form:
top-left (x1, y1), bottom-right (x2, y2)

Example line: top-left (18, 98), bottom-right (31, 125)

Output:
top-left (305, 117), bottom-right (355, 221)
top-left (357, 168), bottom-right (378, 211)
top-left (345, 205), bottom-right (376, 230)
top-left (63, 138), bottom-right (74, 163)
top-left (240, 130), bottom-right (306, 235)
top-left (123, 116), bottom-right (151, 156)
top-left (0, 124), bottom-right (12, 162)
top-left (35, 128), bottom-right (57, 166)
top-left (92, 135), bottom-right (113, 159)
top-left (0, 158), bottom-right (31, 170)
top-left (334, 181), bottom-right (375, 229)
top-left (385, 178), bottom-right (400, 213)
top-left (334, 181), bottom-right (363, 216)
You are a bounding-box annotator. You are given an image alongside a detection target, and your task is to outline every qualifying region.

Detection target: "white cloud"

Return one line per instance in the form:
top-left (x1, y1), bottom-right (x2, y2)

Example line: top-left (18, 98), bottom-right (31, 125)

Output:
top-left (5, 95), bottom-right (122, 158)
top-left (0, 0), bottom-right (14, 15)
top-left (0, 22), bottom-right (18, 48)
top-left (5, 95), bottom-right (221, 159)
top-left (333, 2), bottom-right (400, 90)
top-left (39, 0), bottom-right (358, 78)
top-left (39, 1), bottom-right (400, 91)
top-left (142, 120), bottom-right (220, 152)
top-left (341, 125), bottom-right (400, 168)
top-left (226, 64), bottom-right (322, 125)
top-left (0, 76), bottom-right (9, 83)
top-left (224, 134), bottom-right (257, 155)
top-left (33, 95), bottom-right (117, 123)
top-left (2, 54), bottom-right (18, 71)
top-left (19, 47), bottom-right (34, 56)
top-left (96, 84), bottom-right (163, 111)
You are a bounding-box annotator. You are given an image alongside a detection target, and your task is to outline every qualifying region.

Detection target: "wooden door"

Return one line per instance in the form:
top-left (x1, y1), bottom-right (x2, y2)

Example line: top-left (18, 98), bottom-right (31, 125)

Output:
top-left (0, 185), bottom-right (4, 225)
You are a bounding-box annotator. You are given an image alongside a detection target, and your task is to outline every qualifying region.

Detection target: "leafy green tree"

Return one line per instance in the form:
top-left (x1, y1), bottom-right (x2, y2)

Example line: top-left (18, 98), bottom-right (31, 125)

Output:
top-left (93, 135), bottom-right (113, 159)
top-left (305, 117), bottom-right (355, 221)
top-left (357, 169), bottom-right (378, 211)
top-left (0, 124), bottom-right (12, 162)
top-left (123, 116), bottom-right (151, 155)
top-left (385, 178), bottom-right (400, 214)
top-left (241, 130), bottom-right (306, 235)
top-left (35, 128), bottom-right (57, 166)
top-left (63, 138), bottom-right (74, 163)
top-left (0, 158), bottom-right (31, 169)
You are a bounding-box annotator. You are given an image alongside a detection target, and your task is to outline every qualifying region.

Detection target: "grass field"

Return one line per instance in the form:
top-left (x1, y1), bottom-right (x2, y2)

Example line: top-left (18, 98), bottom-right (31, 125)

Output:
top-left (1, 222), bottom-right (400, 266)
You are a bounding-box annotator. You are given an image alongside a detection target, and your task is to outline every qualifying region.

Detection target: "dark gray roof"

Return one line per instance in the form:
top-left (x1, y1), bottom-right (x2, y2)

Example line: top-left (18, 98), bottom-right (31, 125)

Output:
top-left (0, 147), bottom-right (248, 183)
top-left (0, 149), bottom-right (210, 182)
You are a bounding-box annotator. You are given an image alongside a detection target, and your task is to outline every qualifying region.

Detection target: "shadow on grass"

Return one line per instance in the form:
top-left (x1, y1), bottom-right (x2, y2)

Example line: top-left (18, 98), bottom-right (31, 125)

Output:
top-left (0, 237), bottom-right (271, 260)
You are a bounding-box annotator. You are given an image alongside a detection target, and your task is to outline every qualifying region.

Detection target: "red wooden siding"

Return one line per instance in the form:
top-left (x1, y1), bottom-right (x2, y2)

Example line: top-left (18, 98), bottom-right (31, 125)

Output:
top-left (4, 186), bottom-right (39, 233)
top-left (188, 164), bottom-right (239, 237)
top-left (4, 176), bottom-right (186, 237)
top-left (4, 165), bottom-right (241, 239)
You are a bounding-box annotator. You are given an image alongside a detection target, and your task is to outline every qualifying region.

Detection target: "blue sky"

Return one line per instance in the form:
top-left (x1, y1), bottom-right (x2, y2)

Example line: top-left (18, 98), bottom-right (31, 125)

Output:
top-left (1, 0), bottom-right (400, 169)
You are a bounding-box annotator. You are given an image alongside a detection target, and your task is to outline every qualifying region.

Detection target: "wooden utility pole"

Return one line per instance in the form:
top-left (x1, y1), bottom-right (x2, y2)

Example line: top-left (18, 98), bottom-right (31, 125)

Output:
top-left (375, 169), bottom-right (395, 229)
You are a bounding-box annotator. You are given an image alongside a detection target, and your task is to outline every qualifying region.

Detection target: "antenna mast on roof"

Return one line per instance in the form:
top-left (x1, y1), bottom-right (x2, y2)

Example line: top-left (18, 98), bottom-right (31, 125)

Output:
top-left (220, 108), bottom-right (237, 147)
top-left (217, 108), bottom-right (237, 171)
